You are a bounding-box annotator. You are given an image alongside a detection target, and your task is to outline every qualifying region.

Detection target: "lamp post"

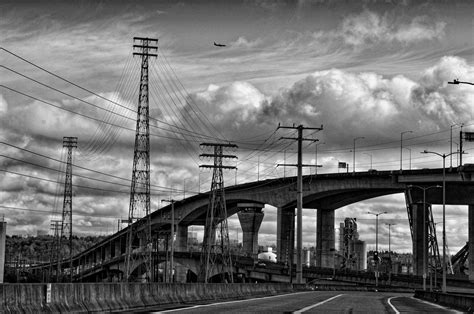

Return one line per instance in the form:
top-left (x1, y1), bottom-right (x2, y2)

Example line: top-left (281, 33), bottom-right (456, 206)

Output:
top-left (363, 153), bottom-right (373, 170)
top-left (315, 142), bottom-right (325, 175)
top-left (421, 150), bottom-right (455, 293)
top-left (400, 131), bottom-right (413, 170)
top-left (368, 211), bottom-right (387, 287)
top-left (353, 137), bottom-right (364, 173)
top-left (385, 222), bottom-right (396, 283)
top-left (408, 184), bottom-right (442, 291)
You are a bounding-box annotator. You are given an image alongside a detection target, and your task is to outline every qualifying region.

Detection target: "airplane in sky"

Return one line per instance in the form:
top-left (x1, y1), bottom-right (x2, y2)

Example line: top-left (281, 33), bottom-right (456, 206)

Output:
top-left (214, 41), bottom-right (226, 47)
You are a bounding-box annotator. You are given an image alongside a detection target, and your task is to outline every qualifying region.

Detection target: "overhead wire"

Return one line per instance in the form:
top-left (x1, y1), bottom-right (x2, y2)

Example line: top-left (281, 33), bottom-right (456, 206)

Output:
top-left (0, 141), bottom-right (187, 193)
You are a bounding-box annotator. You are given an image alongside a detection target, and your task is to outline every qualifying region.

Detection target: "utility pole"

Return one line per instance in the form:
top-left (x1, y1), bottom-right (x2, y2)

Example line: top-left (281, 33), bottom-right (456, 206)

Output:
top-left (198, 142), bottom-right (237, 283)
top-left (60, 136), bottom-right (77, 282)
top-left (278, 124), bottom-right (323, 284)
top-left (125, 37), bottom-right (158, 282)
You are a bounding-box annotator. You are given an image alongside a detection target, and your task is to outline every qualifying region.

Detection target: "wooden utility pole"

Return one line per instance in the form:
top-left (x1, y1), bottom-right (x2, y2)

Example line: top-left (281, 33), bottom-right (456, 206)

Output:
top-left (278, 124), bottom-right (323, 283)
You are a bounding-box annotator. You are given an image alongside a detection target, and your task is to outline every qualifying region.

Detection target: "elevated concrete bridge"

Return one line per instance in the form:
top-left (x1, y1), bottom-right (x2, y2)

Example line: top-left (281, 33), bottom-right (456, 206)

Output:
top-left (31, 166), bottom-right (474, 282)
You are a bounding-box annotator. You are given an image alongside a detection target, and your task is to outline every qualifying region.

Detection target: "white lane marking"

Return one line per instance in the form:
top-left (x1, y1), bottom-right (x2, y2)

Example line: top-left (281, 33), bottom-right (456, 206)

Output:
top-left (387, 297), bottom-right (400, 314)
top-left (293, 294), bottom-right (344, 314)
top-left (410, 297), bottom-right (464, 313)
top-left (155, 291), bottom-right (317, 313)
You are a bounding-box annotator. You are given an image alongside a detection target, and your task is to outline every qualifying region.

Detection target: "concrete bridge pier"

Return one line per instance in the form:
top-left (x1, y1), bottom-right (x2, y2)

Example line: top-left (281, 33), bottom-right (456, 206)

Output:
top-left (411, 203), bottom-right (429, 276)
top-left (469, 205), bottom-right (474, 281)
top-left (175, 224), bottom-right (188, 252)
top-left (316, 209), bottom-right (335, 268)
top-left (277, 206), bottom-right (295, 265)
top-left (237, 203), bottom-right (265, 257)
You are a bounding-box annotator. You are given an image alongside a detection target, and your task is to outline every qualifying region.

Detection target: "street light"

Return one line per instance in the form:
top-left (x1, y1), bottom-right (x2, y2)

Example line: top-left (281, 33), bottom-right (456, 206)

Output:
top-left (368, 211), bottom-right (387, 287)
top-left (363, 153), bottom-right (373, 170)
top-left (450, 123), bottom-right (463, 168)
top-left (400, 131), bottom-right (413, 170)
top-left (315, 142), bottom-right (325, 175)
top-left (385, 222), bottom-right (396, 283)
top-left (408, 184), bottom-right (442, 291)
top-left (421, 150), bottom-right (456, 293)
top-left (353, 137), bottom-right (365, 173)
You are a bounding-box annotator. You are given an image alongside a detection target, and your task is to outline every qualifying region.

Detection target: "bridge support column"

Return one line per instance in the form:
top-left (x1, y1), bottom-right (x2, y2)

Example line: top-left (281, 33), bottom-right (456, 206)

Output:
top-left (316, 209), bottom-right (334, 268)
top-left (238, 203), bottom-right (265, 257)
top-left (174, 264), bottom-right (188, 283)
top-left (469, 205), bottom-right (474, 281)
top-left (175, 224), bottom-right (188, 252)
top-left (277, 206), bottom-right (294, 265)
top-left (411, 203), bottom-right (429, 276)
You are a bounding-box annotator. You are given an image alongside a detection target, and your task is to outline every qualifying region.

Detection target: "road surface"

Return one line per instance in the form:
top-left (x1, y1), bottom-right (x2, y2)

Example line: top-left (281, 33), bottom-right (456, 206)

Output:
top-left (151, 291), bottom-right (462, 313)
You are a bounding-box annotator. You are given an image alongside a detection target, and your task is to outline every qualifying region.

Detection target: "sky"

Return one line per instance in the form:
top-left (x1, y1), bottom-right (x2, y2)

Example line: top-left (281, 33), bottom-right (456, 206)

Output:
top-left (1, 0), bottom-right (473, 255)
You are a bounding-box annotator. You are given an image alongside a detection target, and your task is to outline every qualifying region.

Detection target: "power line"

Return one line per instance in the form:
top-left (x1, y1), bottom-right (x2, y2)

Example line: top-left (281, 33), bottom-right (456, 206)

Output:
top-left (0, 141), bottom-right (191, 194)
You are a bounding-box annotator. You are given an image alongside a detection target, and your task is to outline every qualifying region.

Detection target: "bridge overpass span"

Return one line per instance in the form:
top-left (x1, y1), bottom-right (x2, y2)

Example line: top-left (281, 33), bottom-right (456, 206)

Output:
top-left (31, 166), bottom-right (474, 282)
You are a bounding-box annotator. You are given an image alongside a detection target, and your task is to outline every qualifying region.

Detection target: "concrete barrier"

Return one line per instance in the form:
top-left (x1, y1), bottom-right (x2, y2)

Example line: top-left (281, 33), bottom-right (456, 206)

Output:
top-left (415, 290), bottom-right (474, 312)
top-left (0, 283), bottom-right (309, 312)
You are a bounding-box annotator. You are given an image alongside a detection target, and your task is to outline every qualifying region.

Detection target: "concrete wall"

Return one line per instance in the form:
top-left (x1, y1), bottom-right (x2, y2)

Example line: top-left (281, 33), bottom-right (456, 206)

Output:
top-left (0, 283), bottom-right (308, 312)
top-left (415, 290), bottom-right (474, 312)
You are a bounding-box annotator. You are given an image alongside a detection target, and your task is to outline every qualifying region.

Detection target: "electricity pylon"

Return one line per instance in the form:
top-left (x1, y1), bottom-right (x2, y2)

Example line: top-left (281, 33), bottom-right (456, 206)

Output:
top-left (198, 143), bottom-right (237, 283)
top-left (125, 37), bottom-right (158, 282)
top-left (49, 219), bottom-right (62, 282)
top-left (59, 136), bottom-right (77, 282)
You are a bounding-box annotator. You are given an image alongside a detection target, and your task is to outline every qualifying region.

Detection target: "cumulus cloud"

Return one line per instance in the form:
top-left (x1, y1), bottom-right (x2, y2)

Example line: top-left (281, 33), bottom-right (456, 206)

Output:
top-left (189, 56), bottom-right (472, 146)
top-left (189, 81), bottom-right (270, 138)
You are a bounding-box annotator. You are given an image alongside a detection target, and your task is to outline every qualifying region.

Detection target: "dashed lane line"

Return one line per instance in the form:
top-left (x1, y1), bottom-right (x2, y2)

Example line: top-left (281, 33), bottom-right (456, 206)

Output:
top-left (293, 294), bottom-right (344, 313)
top-left (156, 291), bottom-right (318, 313)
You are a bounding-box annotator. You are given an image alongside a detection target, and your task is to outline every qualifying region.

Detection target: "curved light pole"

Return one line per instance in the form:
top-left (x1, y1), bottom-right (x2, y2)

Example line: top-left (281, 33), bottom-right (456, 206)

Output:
top-left (408, 184), bottom-right (442, 291)
top-left (363, 153), bottom-right (373, 170)
top-left (400, 131), bottom-right (413, 170)
top-left (448, 79), bottom-right (474, 86)
top-left (368, 211), bottom-right (387, 287)
top-left (421, 150), bottom-right (455, 293)
top-left (450, 123), bottom-right (464, 168)
top-left (385, 222), bottom-right (396, 283)
top-left (315, 141), bottom-right (325, 175)
top-left (353, 137), bottom-right (364, 173)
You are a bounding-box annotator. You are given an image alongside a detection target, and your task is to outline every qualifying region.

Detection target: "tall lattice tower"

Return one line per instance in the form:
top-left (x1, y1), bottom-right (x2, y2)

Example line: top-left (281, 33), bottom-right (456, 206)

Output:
top-left (125, 37), bottom-right (157, 282)
top-left (49, 219), bottom-right (62, 282)
top-left (198, 143), bottom-right (237, 283)
top-left (59, 136), bottom-right (77, 282)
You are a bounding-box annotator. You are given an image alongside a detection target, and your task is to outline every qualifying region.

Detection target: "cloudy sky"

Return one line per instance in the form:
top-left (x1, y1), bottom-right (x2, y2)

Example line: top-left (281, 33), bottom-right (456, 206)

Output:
top-left (1, 0), bottom-right (473, 254)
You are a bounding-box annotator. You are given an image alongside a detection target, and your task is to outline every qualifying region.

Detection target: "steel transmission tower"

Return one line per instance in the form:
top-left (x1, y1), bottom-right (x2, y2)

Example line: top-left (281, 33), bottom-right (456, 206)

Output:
top-left (49, 219), bottom-right (62, 282)
top-left (125, 37), bottom-right (158, 282)
top-left (59, 136), bottom-right (77, 282)
top-left (198, 143), bottom-right (237, 283)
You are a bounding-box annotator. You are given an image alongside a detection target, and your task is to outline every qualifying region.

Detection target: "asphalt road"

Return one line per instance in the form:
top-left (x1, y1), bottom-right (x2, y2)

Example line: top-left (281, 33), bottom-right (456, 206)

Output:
top-left (151, 291), bottom-right (463, 313)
